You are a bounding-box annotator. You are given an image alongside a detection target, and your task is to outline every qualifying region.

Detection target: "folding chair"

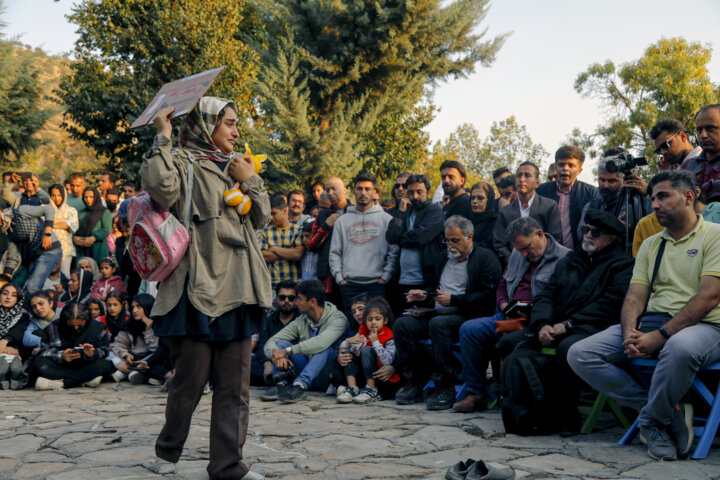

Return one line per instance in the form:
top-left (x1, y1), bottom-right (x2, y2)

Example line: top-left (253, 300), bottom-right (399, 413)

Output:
top-left (618, 359), bottom-right (720, 459)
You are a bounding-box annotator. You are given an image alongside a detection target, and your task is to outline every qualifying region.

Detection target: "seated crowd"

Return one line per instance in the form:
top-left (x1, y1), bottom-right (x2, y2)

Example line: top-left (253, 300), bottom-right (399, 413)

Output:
top-left (1, 104), bottom-right (720, 463)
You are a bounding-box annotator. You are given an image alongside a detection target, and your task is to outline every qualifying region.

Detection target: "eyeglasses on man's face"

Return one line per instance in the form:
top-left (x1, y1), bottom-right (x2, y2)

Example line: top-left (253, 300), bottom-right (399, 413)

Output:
top-left (654, 131), bottom-right (680, 155)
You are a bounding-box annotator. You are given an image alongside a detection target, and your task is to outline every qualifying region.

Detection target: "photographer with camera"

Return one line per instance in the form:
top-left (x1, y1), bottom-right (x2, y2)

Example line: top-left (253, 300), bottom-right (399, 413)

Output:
top-left (650, 119), bottom-right (702, 171)
top-left (578, 149), bottom-right (651, 254)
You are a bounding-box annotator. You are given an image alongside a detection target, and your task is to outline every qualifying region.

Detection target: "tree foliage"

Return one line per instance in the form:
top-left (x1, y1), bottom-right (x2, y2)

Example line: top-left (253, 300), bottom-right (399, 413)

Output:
top-left (432, 117), bottom-right (548, 183)
top-left (58, 0), bottom-right (261, 181)
top-left (0, 1), bottom-right (53, 165)
top-left (250, 0), bottom-right (509, 189)
top-left (575, 37), bottom-right (719, 159)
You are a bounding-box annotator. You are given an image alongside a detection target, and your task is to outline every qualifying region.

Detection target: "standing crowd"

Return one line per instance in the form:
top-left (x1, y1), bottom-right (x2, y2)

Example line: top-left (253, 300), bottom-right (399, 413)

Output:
top-left (1, 101), bottom-right (720, 468)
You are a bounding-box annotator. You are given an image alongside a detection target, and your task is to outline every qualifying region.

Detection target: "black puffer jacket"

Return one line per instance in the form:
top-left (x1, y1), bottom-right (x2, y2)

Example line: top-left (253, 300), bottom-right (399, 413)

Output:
top-left (529, 241), bottom-right (634, 336)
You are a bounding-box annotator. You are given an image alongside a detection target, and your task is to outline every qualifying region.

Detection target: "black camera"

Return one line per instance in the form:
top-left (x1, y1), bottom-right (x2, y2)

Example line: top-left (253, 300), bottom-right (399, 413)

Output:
top-left (604, 152), bottom-right (648, 174)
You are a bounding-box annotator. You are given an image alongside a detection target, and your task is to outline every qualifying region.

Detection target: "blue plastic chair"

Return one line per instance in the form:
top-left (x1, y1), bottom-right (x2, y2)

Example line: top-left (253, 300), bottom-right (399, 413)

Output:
top-left (617, 359), bottom-right (720, 459)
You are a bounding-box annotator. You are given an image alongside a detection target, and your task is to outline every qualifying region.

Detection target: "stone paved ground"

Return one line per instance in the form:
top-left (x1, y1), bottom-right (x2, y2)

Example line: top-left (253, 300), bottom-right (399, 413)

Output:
top-left (1, 383), bottom-right (719, 480)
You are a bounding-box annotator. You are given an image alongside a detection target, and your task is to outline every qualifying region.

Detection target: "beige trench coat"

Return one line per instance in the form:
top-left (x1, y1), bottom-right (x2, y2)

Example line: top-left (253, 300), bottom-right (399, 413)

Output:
top-left (140, 134), bottom-right (273, 318)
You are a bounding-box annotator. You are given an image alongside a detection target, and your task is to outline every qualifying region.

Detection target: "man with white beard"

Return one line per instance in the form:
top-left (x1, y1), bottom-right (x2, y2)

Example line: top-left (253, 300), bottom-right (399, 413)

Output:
top-left (501, 209), bottom-right (634, 434)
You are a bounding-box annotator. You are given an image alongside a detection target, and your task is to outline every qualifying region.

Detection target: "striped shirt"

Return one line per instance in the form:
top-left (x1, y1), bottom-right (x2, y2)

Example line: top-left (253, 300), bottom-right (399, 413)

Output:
top-left (260, 223), bottom-right (304, 286)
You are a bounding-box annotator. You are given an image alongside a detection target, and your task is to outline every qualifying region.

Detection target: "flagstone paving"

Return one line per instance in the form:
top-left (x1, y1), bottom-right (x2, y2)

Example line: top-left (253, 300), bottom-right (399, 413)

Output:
top-left (0, 384), bottom-right (718, 479)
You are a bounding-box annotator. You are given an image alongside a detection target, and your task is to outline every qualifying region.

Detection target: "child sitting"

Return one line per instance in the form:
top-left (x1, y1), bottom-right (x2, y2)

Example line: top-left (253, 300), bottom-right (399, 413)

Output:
top-left (91, 257), bottom-right (126, 301)
top-left (336, 297), bottom-right (399, 404)
top-left (110, 294), bottom-right (159, 384)
top-left (0, 284), bottom-right (30, 389)
top-left (87, 298), bottom-right (105, 321)
top-left (59, 269), bottom-right (93, 305)
top-left (23, 291), bottom-right (59, 351)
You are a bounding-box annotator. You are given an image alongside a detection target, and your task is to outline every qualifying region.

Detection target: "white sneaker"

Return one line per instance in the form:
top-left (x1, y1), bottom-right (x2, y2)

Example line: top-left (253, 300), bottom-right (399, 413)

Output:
top-left (142, 457), bottom-right (177, 475)
top-left (111, 370), bottom-right (127, 383)
top-left (35, 377), bottom-right (64, 391)
top-left (240, 471), bottom-right (265, 480)
top-left (148, 377), bottom-right (162, 386)
top-left (336, 385), bottom-right (359, 403)
top-left (81, 376), bottom-right (102, 388)
top-left (354, 386), bottom-right (380, 404)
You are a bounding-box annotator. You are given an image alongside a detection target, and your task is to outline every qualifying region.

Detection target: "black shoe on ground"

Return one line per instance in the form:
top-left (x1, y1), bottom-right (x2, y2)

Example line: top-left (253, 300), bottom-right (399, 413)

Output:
top-left (395, 384), bottom-right (422, 405)
top-left (670, 403), bottom-right (694, 459)
top-left (426, 386), bottom-right (455, 411)
top-left (465, 459), bottom-right (515, 480)
top-left (278, 384), bottom-right (307, 403)
top-left (260, 381), bottom-right (287, 402)
top-left (445, 458), bottom-right (476, 480)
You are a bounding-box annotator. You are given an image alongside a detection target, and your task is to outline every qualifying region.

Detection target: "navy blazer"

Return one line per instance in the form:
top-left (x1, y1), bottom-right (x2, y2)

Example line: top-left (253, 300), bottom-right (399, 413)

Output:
top-left (535, 180), bottom-right (599, 248)
top-left (493, 194), bottom-right (562, 265)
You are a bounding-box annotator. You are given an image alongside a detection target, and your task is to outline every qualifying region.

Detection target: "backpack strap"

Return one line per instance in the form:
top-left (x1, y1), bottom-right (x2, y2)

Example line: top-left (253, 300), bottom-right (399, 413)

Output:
top-left (518, 356), bottom-right (545, 403)
top-left (183, 152), bottom-right (195, 229)
top-left (644, 238), bottom-right (667, 311)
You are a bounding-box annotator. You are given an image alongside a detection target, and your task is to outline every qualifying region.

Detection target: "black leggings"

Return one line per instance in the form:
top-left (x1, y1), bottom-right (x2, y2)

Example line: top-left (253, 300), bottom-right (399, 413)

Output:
top-left (34, 357), bottom-right (114, 388)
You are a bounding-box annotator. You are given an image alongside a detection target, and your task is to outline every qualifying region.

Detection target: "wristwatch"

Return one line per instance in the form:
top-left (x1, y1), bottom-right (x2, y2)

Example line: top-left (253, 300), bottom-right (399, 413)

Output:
top-left (285, 346), bottom-right (292, 355)
top-left (658, 327), bottom-right (671, 339)
top-left (563, 320), bottom-right (574, 330)
top-left (44, 233), bottom-right (52, 237)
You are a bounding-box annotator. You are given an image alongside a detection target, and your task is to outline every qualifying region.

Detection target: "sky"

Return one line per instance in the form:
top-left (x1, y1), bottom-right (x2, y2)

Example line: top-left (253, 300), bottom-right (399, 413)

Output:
top-left (4, 0), bottom-right (720, 183)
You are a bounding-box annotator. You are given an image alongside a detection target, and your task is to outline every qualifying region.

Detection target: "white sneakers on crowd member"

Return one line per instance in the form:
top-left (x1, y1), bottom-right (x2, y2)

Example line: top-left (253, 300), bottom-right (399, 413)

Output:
top-left (336, 385), bottom-right (360, 403)
top-left (128, 371), bottom-right (148, 385)
top-left (111, 370), bottom-right (127, 382)
top-left (354, 386), bottom-right (380, 404)
top-left (35, 377), bottom-right (64, 391)
top-left (148, 377), bottom-right (163, 386)
top-left (81, 376), bottom-right (103, 388)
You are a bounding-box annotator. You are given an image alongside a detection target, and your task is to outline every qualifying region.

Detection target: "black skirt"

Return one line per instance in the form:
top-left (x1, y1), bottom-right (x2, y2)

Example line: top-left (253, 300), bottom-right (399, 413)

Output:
top-left (154, 279), bottom-right (263, 342)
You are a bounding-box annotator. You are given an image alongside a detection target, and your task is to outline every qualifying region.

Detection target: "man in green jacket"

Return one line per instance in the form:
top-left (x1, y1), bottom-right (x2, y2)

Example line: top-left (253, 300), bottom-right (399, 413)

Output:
top-left (262, 280), bottom-right (347, 403)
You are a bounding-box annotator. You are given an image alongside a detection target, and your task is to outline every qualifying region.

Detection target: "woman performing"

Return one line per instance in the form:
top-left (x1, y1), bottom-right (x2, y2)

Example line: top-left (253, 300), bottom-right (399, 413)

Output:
top-left (141, 98), bottom-right (272, 480)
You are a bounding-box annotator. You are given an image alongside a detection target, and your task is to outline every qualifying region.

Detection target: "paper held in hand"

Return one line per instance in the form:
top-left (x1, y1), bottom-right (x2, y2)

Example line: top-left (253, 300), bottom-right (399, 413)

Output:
top-left (129, 66), bottom-right (226, 130)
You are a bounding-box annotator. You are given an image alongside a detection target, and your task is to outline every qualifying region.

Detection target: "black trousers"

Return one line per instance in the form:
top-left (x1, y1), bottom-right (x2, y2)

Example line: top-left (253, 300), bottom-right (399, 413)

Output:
top-left (393, 313), bottom-right (466, 384)
top-left (155, 336), bottom-right (252, 480)
top-left (34, 357), bottom-right (114, 388)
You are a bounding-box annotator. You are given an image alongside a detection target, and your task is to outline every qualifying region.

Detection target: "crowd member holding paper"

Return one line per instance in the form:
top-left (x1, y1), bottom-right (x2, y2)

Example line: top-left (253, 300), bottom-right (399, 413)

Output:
top-left (140, 98), bottom-right (271, 480)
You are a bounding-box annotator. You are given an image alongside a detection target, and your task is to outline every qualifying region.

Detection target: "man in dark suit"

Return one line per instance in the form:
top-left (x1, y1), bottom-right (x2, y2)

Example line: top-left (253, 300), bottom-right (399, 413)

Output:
top-left (536, 146), bottom-right (599, 249)
top-left (493, 162), bottom-right (562, 265)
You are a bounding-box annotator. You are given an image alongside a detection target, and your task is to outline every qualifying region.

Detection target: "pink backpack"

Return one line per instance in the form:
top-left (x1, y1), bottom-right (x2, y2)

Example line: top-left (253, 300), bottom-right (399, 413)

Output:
top-left (127, 153), bottom-right (195, 282)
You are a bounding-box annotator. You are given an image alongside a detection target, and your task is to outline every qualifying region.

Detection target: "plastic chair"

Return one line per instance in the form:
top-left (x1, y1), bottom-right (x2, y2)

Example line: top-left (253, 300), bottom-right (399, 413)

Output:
top-left (617, 359), bottom-right (720, 459)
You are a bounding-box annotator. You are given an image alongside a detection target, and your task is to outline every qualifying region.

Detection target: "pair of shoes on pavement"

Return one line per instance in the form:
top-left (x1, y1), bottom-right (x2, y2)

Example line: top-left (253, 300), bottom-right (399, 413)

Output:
top-left (445, 458), bottom-right (515, 480)
top-left (640, 403), bottom-right (694, 461)
top-left (260, 381), bottom-right (307, 403)
top-left (453, 393), bottom-right (488, 413)
top-left (143, 457), bottom-right (265, 479)
top-left (337, 385), bottom-right (381, 404)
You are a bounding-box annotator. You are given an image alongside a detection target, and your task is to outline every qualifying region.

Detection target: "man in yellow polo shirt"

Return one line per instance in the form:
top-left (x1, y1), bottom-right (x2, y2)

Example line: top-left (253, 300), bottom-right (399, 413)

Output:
top-left (568, 170), bottom-right (720, 462)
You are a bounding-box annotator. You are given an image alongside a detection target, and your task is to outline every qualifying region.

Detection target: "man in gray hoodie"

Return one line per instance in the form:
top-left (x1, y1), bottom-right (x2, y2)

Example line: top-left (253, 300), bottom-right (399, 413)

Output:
top-left (261, 280), bottom-right (347, 403)
top-left (329, 172), bottom-right (399, 322)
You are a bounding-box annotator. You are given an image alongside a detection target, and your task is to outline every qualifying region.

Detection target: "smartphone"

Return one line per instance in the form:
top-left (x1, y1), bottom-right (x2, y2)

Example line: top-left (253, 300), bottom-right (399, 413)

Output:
top-left (73, 346), bottom-right (85, 351)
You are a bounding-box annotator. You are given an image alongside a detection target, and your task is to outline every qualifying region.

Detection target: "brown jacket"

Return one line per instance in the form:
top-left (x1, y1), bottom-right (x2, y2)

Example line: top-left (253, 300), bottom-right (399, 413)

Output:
top-left (140, 134), bottom-right (273, 317)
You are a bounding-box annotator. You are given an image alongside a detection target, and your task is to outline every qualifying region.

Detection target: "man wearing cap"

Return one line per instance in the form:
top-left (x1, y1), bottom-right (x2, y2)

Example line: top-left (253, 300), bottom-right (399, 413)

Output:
top-left (569, 170), bottom-right (720, 461)
top-left (503, 208), bottom-right (634, 434)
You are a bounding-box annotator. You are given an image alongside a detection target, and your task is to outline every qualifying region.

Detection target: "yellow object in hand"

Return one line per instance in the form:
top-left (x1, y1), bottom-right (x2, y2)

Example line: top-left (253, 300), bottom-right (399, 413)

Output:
top-left (222, 144), bottom-right (266, 215)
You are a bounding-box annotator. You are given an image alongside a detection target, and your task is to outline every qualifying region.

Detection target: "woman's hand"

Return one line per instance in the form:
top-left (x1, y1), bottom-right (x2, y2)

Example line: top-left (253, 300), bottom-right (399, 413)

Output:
top-left (82, 343), bottom-right (95, 358)
top-left (346, 335), bottom-right (364, 345)
top-left (62, 348), bottom-right (81, 362)
top-left (337, 350), bottom-right (352, 367)
top-left (229, 154), bottom-right (255, 184)
top-left (373, 365), bottom-right (396, 382)
top-left (153, 106), bottom-right (175, 139)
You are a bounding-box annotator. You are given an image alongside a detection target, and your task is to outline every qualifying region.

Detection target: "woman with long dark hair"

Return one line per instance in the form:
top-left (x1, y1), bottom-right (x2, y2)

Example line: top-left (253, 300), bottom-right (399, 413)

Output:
top-left (469, 181), bottom-right (498, 250)
top-left (73, 187), bottom-right (112, 263)
top-left (140, 98), bottom-right (271, 479)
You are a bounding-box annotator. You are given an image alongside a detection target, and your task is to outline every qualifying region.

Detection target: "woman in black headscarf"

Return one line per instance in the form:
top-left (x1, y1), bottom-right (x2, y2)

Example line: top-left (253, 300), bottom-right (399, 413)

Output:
top-left (73, 187), bottom-right (112, 263)
top-left (470, 182), bottom-right (498, 250)
top-left (33, 302), bottom-right (113, 390)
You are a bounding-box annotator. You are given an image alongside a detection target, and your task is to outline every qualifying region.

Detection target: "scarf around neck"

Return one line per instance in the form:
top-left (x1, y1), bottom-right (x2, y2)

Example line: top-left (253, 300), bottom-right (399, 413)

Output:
top-left (77, 187), bottom-right (107, 237)
top-left (0, 303), bottom-right (23, 338)
top-left (178, 96), bottom-right (237, 164)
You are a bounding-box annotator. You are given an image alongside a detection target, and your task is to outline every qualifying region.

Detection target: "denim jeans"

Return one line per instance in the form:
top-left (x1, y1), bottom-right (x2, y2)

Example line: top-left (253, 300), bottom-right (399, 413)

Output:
top-left (568, 323), bottom-right (720, 427)
top-left (25, 247), bottom-right (62, 296)
top-left (274, 340), bottom-right (337, 390)
top-left (458, 313), bottom-right (504, 395)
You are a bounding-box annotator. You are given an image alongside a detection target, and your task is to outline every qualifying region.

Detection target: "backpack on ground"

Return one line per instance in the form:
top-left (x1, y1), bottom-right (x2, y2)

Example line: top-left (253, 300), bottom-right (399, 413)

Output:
top-left (500, 349), bottom-right (562, 436)
top-left (127, 152), bottom-right (194, 282)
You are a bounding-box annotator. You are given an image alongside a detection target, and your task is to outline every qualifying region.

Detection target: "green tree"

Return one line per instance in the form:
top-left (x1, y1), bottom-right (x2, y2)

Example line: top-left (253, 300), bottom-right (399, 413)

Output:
top-left (0, 0), bottom-right (53, 165)
top-left (251, 0), bottom-right (509, 189)
top-left (432, 117), bottom-right (547, 183)
top-left (58, 0), bottom-right (261, 181)
top-left (575, 37), bottom-right (719, 159)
